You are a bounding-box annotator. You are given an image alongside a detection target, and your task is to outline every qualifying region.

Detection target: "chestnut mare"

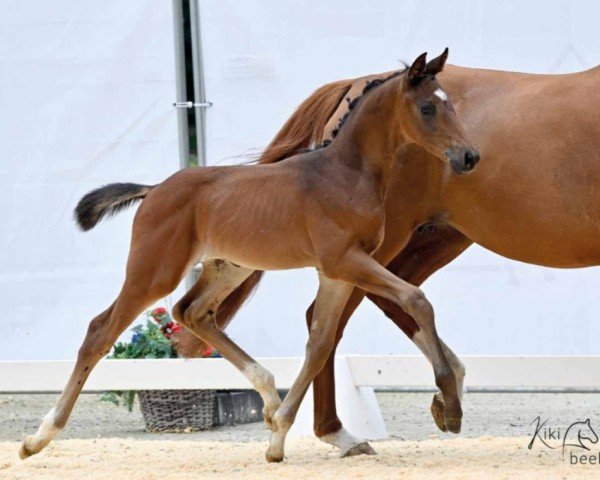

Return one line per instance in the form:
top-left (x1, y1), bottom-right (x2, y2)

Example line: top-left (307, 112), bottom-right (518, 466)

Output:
top-left (21, 51), bottom-right (478, 463)
top-left (175, 59), bottom-right (600, 455)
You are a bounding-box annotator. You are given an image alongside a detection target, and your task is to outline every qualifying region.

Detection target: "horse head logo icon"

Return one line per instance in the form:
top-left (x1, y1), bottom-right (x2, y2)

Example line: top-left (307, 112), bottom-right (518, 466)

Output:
top-left (562, 419), bottom-right (599, 458)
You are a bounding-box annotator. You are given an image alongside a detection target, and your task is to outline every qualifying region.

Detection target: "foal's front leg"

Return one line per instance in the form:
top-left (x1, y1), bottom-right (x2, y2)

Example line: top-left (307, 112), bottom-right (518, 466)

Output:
top-left (365, 226), bottom-right (471, 432)
top-left (325, 250), bottom-right (462, 433)
top-left (266, 273), bottom-right (354, 462)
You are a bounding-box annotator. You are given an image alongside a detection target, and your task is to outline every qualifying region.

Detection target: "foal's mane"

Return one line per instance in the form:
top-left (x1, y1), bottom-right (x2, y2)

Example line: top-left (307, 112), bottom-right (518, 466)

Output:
top-left (328, 70), bottom-right (404, 142)
top-left (250, 68), bottom-right (405, 165)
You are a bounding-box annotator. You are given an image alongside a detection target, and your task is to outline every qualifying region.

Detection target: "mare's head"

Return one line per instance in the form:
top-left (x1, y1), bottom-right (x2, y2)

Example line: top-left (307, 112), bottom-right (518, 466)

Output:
top-left (398, 49), bottom-right (479, 174)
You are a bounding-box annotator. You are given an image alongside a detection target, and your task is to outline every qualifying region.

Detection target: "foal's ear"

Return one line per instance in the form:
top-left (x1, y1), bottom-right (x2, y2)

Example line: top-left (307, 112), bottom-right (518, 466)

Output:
top-left (408, 52), bottom-right (428, 84)
top-left (425, 47), bottom-right (449, 76)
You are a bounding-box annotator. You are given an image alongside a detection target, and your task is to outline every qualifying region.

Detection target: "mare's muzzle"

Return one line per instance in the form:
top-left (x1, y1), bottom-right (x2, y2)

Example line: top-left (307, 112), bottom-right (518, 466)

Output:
top-left (446, 147), bottom-right (480, 175)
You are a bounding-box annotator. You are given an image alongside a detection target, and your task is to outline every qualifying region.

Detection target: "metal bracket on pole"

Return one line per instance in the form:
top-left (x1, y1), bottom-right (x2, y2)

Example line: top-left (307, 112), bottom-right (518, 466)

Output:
top-left (172, 101), bottom-right (213, 109)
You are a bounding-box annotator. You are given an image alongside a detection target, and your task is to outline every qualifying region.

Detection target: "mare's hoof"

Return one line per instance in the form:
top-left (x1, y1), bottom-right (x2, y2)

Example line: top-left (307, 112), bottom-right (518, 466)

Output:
top-left (342, 442), bottom-right (377, 457)
top-left (444, 416), bottom-right (462, 434)
top-left (430, 397), bottom-right (448, 432)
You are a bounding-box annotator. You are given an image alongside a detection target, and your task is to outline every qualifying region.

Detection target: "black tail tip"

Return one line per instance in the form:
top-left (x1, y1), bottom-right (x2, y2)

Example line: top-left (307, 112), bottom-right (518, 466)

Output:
top-left (73, 182), bottom-right (151, 232)
top-left (74, 192), bottom-right (100, 231)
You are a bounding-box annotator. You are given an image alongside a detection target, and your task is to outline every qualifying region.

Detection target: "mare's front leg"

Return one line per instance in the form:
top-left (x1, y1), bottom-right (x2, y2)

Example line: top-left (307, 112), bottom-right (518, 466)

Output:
top-left (266, 273), bottom-right (354, 462)
top-left (324, 249), bottom-right (462, 433)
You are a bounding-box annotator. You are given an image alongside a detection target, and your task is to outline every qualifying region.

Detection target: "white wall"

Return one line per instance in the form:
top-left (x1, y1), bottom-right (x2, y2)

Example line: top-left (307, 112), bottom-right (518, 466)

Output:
top-left (199, 0), bottom-right (600, 357)
top-left (0, 2), bottom-right (182, 360)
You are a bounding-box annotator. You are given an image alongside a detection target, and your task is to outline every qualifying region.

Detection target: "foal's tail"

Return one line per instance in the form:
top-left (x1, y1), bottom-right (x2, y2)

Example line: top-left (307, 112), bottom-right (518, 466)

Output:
top-left (74, 183), bottom-right (153, 231)
top-left (174, 78), bottom-right (355, 358)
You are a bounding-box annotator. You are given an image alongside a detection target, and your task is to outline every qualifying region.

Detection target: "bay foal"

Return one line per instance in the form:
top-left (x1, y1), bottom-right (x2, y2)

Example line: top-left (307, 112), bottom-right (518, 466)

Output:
top-left (178, 59), bottom-right (600, 454)
top-left (21, 50), bottom-right (478, 462)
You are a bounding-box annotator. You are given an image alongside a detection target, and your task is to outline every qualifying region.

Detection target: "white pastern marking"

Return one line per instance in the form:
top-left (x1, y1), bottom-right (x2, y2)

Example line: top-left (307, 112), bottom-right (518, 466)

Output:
top-left (35, 407), bottom-right (61, 442)
top-left (434, 88), bottom-right (448, 102)
top-left (320, 428), bottom-right (364, 454)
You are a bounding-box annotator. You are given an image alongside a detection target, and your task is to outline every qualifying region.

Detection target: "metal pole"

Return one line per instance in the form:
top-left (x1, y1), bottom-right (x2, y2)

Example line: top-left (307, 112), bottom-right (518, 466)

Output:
top-left (172, 0), bottom-right (190, 169)
top-left (189, 0), bottom-right (208, 167)
top-left (172, 0), bottom-right (197, 290)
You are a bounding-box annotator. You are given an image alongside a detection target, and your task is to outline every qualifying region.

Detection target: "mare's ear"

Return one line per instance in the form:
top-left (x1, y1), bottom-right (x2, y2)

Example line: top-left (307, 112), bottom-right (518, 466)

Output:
top-left (408, 52), bottom-right (427, 84)
top-left (425, 47), bottom-right (449, 76)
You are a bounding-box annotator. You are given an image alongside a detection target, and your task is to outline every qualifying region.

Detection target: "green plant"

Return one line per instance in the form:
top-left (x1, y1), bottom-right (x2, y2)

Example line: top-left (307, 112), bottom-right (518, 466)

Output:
top-left (101, 307), bottom-right (220, 412)
top-left (101, 308), bottom-right (181, 411)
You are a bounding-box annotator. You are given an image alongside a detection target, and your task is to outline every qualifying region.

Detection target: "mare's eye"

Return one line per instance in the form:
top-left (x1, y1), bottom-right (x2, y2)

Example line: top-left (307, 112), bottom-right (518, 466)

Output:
top-left (420, 103), bottom-right (436, 116)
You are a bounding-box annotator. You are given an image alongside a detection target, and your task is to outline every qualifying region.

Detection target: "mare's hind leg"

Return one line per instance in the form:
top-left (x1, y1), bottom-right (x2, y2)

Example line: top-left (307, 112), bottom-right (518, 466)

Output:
top-left (172, 260), bottom-right (281, 430)
top-left (20, 230), bottom-right (192, 459)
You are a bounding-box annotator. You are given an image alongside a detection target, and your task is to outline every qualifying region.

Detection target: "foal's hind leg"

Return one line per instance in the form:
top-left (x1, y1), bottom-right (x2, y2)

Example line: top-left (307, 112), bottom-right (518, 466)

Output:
top-left (20, 231), bottom-right (192, 459)
top-left (20, 284), bottom-right (177, 458)
top-left (172, 261), bottom-right (281, 430)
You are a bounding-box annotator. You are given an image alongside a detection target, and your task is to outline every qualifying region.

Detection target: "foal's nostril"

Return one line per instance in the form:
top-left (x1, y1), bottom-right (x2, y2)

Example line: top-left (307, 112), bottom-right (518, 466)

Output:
top-left (463, 150), bottom-right (479, 171)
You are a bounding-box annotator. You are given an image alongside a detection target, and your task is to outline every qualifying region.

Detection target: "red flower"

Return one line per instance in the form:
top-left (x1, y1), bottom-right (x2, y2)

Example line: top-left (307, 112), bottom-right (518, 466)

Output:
top-left (171, 324), bottom-right (183, 334)
top-left (152, 307), bottom-right (167, 316)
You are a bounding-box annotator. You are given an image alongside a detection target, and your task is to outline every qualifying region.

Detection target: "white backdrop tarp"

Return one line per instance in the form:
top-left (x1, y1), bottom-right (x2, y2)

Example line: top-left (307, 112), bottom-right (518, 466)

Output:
top-left (0, 1), bottom-right (181, 360)
top-left (199, 0), bottom-right (600, 357)
top-left (2, 0), bottom-right (600, 362)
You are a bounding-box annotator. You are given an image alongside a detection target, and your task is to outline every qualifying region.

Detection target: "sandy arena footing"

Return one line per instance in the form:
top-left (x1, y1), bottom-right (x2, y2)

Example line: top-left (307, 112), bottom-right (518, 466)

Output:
top-left (1, 436), bottom-right (598, 480)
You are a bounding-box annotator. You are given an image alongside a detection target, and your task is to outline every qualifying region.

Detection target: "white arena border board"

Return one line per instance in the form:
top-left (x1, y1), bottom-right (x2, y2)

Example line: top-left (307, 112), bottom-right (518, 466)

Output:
top-left (1, 356), bottom-right (599, 439)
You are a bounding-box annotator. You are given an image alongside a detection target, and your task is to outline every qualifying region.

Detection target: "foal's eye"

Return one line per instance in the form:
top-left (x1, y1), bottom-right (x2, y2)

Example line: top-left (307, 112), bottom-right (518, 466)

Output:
top-left (420, 103), bottom-right (436, 116)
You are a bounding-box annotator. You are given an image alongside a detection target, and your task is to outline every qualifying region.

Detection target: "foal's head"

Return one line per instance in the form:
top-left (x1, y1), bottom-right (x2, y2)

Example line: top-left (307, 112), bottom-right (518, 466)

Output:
top-left (398, 49), bottom-right (479, 174)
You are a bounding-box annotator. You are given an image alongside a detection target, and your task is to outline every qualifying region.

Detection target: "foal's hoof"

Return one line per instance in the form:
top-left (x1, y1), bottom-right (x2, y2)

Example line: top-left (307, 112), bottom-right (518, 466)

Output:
top-left (341, 442), bottom-right (377, 457)
top-left (265, 452), bottom-right (284, 463)
top-left (430, 396), bottom-right (448, 432)
top-left (444, 416), bottom-right (462, 434)
top-left (19, 436), bottom-right (36, 460)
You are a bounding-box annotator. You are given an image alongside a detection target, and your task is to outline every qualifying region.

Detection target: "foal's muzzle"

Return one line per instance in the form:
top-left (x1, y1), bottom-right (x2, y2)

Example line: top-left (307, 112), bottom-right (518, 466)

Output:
top-left (446, 147), bottom-right (480, 175)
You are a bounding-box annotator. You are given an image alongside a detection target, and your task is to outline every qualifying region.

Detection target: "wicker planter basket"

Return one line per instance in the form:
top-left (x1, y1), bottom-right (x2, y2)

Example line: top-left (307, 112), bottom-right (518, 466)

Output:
top-left (138, 389), bottom-right (216, 432)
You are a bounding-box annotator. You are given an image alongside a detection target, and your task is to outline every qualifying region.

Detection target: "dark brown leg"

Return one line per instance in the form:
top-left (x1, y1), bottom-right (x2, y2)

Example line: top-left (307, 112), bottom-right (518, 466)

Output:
top-left (312, 226), bottom-right (472, 453)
